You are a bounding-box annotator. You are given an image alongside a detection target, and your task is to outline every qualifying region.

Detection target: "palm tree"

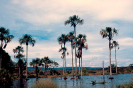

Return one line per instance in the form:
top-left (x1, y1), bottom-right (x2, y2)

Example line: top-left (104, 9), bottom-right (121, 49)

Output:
top-left (0, 27), bottom-right (14, 71)
top-left (112, 41), bottom-right (119, 74)
top-left (76, 34), bottom-right (88, 79)
top-left (41, 57), bottom-right (51, 73)
top-left (59, 46), bottom-right (67, 78)
top-left (65, 15), bottom-right (83, 78)
top-left (100, 27), bottom-right (118, 79)
top-left (30, 58), bottom-right (41, 78)
top-left (13, 46), bottom-right (24, 78)
top-left (19, 34), bottom-right (36, 79)
top-left (58, 34), bottom-right (68, 79)
top-left (67, 31), bottom-right (75, 78)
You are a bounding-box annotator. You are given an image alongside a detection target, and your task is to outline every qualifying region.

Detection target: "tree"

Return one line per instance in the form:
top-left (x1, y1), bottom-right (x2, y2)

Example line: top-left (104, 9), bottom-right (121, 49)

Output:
top-left (41, 57), bottom-right (51, 73)
top-left (76, 34), bottom-right (88, 79)
top-left (58, 34), bottom-right (69, 79)
top-left (1, 49), bottom-right (14, 74)
top-left (30, 58), bottom-right (41, 78)
top-left (100, 27), bottom-right (118, 79)
top-left (67, 31), bottom-right (75, 78)
top-left (13, 46), bottom-right (25, 78)
top-left (65, 15), bottom-right (83, 78)
top-left (59, 46), bottom-right (67, 78)
top-left (112, 41), bottom-right (119, 74)
top-left (0, 27), bottom-right (14, 71)
top-left (50, 60), bottom-right (59, 68)
top-left (19, 34), bottom-right (36, 79)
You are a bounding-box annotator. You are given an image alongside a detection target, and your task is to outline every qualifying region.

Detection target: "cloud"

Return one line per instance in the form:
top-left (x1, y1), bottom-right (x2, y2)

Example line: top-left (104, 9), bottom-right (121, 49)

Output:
top-left (1, 0), bottom-right (133, 67)
top-left (8, 0), bottom-right (133, 26)
top-left (117, 37), bottom-right (133, 46)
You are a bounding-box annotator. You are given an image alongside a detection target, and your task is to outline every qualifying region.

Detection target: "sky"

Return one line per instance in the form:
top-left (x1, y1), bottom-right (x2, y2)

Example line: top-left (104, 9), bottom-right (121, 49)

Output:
top-left (0, 0), bottom-right (133, 67)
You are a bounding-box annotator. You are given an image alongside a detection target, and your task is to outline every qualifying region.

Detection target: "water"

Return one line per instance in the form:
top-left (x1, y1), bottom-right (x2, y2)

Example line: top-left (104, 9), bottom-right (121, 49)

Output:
top-left (13, 73), bottom-right (133, 88)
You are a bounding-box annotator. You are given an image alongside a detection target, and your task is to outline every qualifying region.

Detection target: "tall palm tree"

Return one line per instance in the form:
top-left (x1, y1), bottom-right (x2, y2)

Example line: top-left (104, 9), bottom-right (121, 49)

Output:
top-left (65, 15), bottom-right (83, 78)
top-left (58, 34), bottom-right (68, 79)
top-left (67, 31), bottom-right (75, 78)
top-left (30, 58), bottom-right (41, 78)
top-left (76, 34), bottom-right (88, 79)
top-left (19, 34), bottom-right (36, 79)
top-left (112, 41), bottom-right (119, 74)
top-left (13, 46), bottom-right (24, 78)
top-left (0, 27), bottom-right (14, 71)
top-left (100, 27), bottom-right (118, 79)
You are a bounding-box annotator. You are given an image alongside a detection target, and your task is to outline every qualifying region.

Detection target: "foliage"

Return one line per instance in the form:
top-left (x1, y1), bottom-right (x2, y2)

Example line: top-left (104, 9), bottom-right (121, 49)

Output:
top-left (2, 49), bottom-right (14, 74)
top-left (65, 15), bottom-right (83, 27)
top-left (13, 46), bottom-right (25, 78)
top-left (30, 58), bottom-right (41, 78)
top-left (50, 69), bottom-right (60, 75)
top-left (0, 68), bottom-right (12, 88)
top-left (31, 79), bottom-right (58, 88)
top-left (0, 27), bottom-right (14, 49)
top-left (82, 67), bottom-right (86, 73)
top-left (39, 70), bottom-right (44, 75)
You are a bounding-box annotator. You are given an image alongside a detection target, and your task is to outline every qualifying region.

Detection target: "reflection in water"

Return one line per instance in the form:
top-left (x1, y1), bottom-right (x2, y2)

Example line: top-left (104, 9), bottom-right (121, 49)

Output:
top-left (12, 73), bottom-right (133, 88)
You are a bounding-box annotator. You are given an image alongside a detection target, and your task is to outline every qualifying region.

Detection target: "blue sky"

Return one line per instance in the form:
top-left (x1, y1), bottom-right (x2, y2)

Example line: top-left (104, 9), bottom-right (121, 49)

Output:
top-left (0, 0), bottom-right (133, 67)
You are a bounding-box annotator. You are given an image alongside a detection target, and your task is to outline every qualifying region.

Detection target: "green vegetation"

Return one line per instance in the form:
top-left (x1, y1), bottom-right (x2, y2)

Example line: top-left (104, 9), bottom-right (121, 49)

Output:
top-left (31, 79), bottom-right (58, 88)
top-left (0, 27), bottom-right (14, 71)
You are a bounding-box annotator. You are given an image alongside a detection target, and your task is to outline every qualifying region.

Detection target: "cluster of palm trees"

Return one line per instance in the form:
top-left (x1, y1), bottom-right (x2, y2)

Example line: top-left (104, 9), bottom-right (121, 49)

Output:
top-left (58, 15), bottom-right (88, 79)
top-left (100, 27), bottom-right (119, 79)
top-left (30, 57), bottom-right (59, 78)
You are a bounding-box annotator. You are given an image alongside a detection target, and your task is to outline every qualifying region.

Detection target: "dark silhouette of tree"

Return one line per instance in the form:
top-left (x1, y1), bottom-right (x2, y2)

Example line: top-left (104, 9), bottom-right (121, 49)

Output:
top-left (0, 27), bottom-right (14, 71)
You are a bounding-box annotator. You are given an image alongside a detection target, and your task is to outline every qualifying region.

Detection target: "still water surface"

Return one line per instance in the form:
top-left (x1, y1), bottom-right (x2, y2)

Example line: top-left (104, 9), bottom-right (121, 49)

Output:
top-left (13, 73), bottom-right (133, 88)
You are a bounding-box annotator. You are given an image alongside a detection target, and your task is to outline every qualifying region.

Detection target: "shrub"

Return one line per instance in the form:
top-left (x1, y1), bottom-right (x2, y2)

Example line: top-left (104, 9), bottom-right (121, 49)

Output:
top-left (39, 70), bottom-right (44, 75)
top-left (31, 79), bottom-right (58, 88)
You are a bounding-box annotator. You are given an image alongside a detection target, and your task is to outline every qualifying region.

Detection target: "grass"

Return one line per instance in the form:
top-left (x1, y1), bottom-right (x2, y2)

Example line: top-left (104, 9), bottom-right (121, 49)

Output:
top-left (31, 79), bottom-right (58, 88)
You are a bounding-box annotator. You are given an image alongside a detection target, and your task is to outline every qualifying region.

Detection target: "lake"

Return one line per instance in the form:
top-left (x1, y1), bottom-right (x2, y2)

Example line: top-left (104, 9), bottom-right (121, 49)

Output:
top-left (13, 73), bottom-right (133, 88)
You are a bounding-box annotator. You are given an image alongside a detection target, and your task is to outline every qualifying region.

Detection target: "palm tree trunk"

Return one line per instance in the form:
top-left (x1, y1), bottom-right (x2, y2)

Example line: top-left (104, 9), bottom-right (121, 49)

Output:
top-left (63, 59), bottom-right (64, 77)
top-left (115, 47), bottom-right (117, 74)
top-left (64, 43), bottom-right (66, 79)
top-left (74, 26), bottom-right (77, 78)
top-left (71, 43), bottom-right (74, 78)
top-left (79, 57), bottom-right (80, 76)
top-left (65, 52), bottom-right (66, 78)
top-left (18, 50), bottom-right (20, 79)
top-left (26, 45), bottom-right (28, 79)
top-left (0, 40), bottom-right (3, 71)
top-left (19, 66), bottom-right (20, 78)
top-left (81, 49), bottom-right (82, 79)
top-left (109, 39), bottom-right (112, 77)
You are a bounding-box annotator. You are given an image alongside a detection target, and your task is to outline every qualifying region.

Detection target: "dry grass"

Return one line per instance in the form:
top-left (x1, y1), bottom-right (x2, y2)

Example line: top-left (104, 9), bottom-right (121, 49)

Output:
top-left (31, 79), bottom-right (58, 88)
